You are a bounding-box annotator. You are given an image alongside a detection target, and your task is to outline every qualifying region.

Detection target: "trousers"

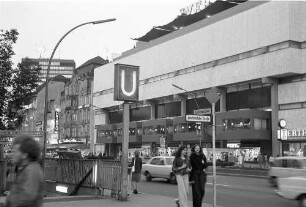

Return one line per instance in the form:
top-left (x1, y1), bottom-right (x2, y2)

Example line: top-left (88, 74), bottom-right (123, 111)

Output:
top-left (191, 170), bottom-right (207, 207)
top-left (176, 174), bottom-right (189, 207)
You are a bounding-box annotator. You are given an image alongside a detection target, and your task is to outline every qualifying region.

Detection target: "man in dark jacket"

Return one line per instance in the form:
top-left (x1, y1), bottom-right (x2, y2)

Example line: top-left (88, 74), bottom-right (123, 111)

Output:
top-left (129, 150), bottom-right (142, 194)
top-left (0, 134), bottom-right (44, 207)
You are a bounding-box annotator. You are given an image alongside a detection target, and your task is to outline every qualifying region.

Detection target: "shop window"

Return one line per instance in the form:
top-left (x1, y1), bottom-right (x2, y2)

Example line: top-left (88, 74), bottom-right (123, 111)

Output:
top-left (223, 118), bottom-right (251, 131)
top-left (254, 118), bottom-right (268, 130)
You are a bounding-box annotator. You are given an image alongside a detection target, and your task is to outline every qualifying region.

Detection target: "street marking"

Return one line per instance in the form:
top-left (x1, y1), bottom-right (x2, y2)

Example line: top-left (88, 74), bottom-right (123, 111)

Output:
top-left (206, 182), bottom-right (230, 187)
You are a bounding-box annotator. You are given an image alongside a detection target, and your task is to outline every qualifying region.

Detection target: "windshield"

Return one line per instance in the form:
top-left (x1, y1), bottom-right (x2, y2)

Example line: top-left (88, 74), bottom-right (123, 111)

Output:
top-left (165, 157), bottom-right (174, 165)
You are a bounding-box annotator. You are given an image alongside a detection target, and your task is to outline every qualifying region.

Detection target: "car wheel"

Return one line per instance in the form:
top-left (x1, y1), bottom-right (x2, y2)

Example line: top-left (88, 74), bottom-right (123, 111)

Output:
top-left (299, 194), bottom-right (306, 207)
top-left (270, 176), bottom-right (277, 187)
top-left (145, 171), bottom-right (152, 181)
top-left (169, 173), bottom-right (177, 184)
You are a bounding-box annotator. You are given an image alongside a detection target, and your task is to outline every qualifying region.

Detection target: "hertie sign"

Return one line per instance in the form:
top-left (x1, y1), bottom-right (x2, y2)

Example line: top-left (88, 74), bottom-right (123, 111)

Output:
top-left (114, 64), bottom-right (139, 102)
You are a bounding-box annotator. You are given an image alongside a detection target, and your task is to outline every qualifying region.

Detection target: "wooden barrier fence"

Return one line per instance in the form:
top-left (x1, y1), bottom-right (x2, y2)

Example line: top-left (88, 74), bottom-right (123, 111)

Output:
top-left (44, 158), bottom-right (122, 195)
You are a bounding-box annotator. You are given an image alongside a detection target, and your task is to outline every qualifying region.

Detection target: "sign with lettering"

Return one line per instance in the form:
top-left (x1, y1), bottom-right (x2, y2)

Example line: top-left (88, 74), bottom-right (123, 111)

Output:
top-left (278, 129), bottom-right (306, 140)
top-left (114, 64), bottom-right (139, 102)
top-left (194, 108), bottom-right (211, 115)
top-left (186, 114), bottom-right (211, 122)
top-left (54, 111), bottom-right (59, 132)
top-left (180, 0), bottom-right (216, 15)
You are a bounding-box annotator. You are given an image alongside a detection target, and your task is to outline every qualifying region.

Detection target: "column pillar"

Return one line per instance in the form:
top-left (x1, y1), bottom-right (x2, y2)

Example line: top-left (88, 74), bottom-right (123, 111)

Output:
top-left (181, 98), bottom-right (187, 116)
top-left (150, 102), bottom-right (156, 120)
top-left (262, 77), bottom-right (279, 157)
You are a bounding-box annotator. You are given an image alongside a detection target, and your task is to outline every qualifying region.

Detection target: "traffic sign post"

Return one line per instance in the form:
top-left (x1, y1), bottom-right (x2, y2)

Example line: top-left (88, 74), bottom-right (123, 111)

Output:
top-left (193, 108), bottom-right (211, 147)
top-left (205, 90), bottom-right (220, 207)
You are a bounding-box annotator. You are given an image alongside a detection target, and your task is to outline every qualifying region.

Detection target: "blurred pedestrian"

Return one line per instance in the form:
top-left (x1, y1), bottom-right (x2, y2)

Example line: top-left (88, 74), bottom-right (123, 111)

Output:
top-left (269, 155), bottom-right (274, 167)
top-left (258, 153), bottom-right (263, 169)
top-left (0, 134), bottom-right (44, 207)
top-left (189, 144), bottom-right (208, 207)
top-left (264, 154), bottom-right (268, 169)
top-left (172, 145), bottom-right (191, 207)
top-left (130, 150), bottom-right (142, 194)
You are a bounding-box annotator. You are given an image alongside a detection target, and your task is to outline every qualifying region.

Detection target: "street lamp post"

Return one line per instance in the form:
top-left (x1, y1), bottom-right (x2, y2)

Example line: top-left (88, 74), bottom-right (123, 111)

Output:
top-left (42, 18), bottom-right (116, 170)
top-left (172, 84), bottom-right (203, 146)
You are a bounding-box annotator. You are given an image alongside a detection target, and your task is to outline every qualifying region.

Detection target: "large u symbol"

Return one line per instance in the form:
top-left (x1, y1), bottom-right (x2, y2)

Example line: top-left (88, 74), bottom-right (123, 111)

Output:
top-left (121, 70), bottom-right (137, 97)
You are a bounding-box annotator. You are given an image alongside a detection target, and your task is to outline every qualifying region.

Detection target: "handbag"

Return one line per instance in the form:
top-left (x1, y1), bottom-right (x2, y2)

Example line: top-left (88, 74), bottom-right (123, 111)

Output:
top-left (131, 158), bottom-right (135, 173)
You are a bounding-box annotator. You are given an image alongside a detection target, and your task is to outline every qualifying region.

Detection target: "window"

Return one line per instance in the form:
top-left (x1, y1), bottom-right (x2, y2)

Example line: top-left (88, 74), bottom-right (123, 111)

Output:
top-left (165, 158), bottom-right (174, 165)
top-left (150, 158), bottom-right (163, 165)
top-left (143, 126), bottom-right (153, 135)
top-left (118, 129), bottom-right (123, 136)
top-left (188, 123), bottom-right (197, 132)
top-left (129, 128), bottom-right (136, 136)
top-left (223, 118), bottom-right (251, 131)
top-left (254, 118), bottom-right (268, 130)
top-left (175, 123), bottom-right (188, 133)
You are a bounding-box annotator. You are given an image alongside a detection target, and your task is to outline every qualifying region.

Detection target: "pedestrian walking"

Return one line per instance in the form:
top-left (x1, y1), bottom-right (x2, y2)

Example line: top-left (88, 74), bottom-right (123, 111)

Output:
top-left (258, 153), bottom-right (263, 169)
top-left (0, 134), bottom-right (44, 207)
top-left (264, 154), bottom-right (269, 169)
top-left (269, 155), bottom-right (274, 167)
top-left (172, 145), bottom-right (191, 207)
top-left (189, 144), bottom-right (208, 207)
top-left (130, 150), bottom-right (142, 194)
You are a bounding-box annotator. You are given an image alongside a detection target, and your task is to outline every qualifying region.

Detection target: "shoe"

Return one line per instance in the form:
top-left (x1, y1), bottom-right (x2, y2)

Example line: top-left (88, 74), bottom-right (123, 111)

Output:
top-left (174, 199), bottom-right (180, 207)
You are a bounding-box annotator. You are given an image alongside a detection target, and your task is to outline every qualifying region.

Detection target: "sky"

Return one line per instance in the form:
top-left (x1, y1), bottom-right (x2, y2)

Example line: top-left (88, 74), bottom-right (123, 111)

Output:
top-left (0, 0), bottom-right (198, 67)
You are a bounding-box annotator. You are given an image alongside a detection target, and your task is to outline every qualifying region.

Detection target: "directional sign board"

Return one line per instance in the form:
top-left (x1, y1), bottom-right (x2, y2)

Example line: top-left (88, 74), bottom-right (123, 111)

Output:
top-left (194, 108), bottom-right (211, 115)
top-left (186, 114), bottom-right (211, 122)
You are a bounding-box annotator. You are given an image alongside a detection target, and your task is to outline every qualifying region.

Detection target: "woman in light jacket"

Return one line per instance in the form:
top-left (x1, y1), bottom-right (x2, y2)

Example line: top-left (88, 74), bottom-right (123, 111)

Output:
top-left (172, 145), bottom-right (191, 207)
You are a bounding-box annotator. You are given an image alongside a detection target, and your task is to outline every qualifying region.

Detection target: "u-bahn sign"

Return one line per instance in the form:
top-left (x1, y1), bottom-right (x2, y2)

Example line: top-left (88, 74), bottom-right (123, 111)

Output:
top-left (114, 64), bottom-right (139, 102)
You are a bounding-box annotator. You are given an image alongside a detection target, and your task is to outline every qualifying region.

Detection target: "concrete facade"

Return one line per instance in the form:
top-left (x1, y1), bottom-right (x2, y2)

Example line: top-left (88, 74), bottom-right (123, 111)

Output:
top-left (93, 1), bottom-right (306, 157)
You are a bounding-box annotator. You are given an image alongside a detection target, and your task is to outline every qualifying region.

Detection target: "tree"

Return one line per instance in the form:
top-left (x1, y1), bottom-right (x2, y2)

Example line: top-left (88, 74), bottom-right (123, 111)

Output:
top-left (0, 29), bottom-right (41, 129)
top-left (0, 29), bottom-right (18, 129)
top-left (7, 58), bottom-right (41, 129)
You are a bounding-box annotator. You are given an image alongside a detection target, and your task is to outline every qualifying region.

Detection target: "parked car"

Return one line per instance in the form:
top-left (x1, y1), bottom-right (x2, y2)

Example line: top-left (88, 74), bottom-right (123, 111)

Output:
top-left (276, 176), bottom-right (306, 207)
top-left (269, 156), bottom-right (306, 187)
top-left (142, 156), bottom-right (176, 184)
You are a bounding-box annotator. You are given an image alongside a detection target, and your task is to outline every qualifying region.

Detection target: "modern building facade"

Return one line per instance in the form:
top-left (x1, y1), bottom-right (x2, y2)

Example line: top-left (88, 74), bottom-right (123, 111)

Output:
top-left (21, 58), bottom-right (75, 82)
top-left (92, 1), bottom-right (306, 159)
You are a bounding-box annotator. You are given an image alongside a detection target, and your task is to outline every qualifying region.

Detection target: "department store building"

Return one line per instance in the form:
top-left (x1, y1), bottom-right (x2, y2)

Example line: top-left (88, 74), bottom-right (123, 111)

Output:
top-left (92, 1), bottom-right (306, 159)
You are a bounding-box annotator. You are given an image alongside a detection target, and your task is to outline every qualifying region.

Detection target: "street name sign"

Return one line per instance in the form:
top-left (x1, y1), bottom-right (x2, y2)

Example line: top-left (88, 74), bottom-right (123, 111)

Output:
top-left (193, 108), bottom-right (211, 115)
top-left (185, 114), bottom-right (211, 122)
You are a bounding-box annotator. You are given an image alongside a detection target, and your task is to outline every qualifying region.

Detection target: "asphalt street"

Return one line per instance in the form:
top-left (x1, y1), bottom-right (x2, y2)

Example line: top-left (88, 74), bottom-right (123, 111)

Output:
top-left (137, 175), bottom-right (297, 207)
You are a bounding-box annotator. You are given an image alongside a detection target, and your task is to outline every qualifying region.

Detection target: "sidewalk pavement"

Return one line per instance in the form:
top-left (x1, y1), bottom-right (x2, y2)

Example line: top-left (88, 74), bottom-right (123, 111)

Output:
top-left (1, 193), bottom-right (219, 207)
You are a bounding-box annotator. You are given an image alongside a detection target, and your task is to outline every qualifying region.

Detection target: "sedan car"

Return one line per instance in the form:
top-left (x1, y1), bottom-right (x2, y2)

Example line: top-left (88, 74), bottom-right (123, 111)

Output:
top-left (269, 156), bottom-right (306, 187)
top-left (142, 156), bottom-right (176, 184)
top-left (276, 176), bottom-right (306, 207)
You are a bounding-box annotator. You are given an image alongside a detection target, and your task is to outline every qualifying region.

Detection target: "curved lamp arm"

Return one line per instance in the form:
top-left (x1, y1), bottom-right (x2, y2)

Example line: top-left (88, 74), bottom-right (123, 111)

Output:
top-left (42, 18), bottom-right (116, 169)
